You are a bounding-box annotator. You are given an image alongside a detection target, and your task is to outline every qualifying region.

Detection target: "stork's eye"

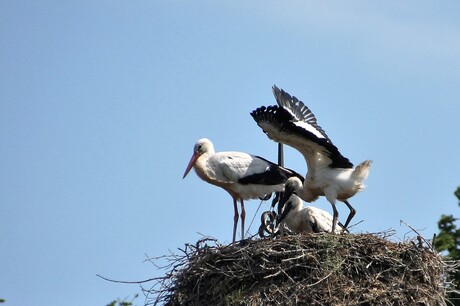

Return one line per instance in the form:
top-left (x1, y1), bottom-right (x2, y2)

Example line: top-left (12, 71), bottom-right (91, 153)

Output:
top-left (197, 144), bottom-right (203, 152)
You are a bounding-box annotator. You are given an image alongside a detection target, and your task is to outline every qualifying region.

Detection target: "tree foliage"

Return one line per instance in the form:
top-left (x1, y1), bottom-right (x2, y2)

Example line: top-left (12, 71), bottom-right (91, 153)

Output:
top-left (434, 187), bottom-right (460, 304)
top-left (106, 301), bottom-right (132, 306)
top-left (106, 294), bottom-right (138, 306)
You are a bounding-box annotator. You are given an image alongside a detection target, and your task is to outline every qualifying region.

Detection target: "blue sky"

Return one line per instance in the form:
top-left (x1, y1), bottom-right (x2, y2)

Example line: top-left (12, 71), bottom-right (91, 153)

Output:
top-left (1, 1), bottom-right (460, 305)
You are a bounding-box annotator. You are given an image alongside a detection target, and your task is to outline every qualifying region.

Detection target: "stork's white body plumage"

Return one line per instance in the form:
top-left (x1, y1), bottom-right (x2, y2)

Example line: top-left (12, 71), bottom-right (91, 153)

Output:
top-left (299, 159), bottom-right (371, 203)
top-left (183, 138), bottom-right (301, 242)
top-left (251, 86), bottom-right (372, 232)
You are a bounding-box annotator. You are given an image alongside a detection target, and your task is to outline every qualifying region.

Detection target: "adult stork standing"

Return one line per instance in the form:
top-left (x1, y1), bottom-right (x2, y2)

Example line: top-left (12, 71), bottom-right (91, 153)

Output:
top-left (183, 138), bottom-right (302, 243)
top-left (251, 86), bottom-right (372, 233)
top-left (277, 177), bottom-right (345, 236)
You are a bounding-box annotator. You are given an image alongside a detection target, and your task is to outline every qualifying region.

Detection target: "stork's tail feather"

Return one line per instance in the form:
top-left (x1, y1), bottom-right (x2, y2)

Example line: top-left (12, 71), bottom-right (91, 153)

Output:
top-left (352, 160), bottom-right (372, 183)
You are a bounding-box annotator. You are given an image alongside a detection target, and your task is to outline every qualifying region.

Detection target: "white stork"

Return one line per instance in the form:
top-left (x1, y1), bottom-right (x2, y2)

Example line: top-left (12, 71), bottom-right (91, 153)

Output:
top-left (183, 138), bottom-right (302, 243)
top-left (277, 177), bottom-right (344, 236)
top-left (251, 86), bottom-right (372, 233)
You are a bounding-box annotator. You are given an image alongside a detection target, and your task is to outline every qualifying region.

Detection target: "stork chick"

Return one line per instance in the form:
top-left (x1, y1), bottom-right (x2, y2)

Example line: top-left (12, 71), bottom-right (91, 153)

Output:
top-left (277, 177), bottom-right (345, 236)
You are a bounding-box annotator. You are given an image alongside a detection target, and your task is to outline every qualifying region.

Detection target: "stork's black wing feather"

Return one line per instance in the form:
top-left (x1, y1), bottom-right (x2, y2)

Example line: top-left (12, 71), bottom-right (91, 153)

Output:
top-left (251, 104), bottom-right (353, 169)
top-left (238, 156), bottom-right (304, 185)
top-left (273, 85), bottom-right (330, 140)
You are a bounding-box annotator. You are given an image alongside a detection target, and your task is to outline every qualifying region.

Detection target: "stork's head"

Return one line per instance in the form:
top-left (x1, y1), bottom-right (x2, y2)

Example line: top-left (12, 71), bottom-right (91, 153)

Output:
top-left (277, 176), bottom-right (303, 219)
top-left (284, 177), bottom-right (303, 196)
top-left (182, 138), bottom-right (214, 179)
top-left (276, 198), bottom-right (294, 226)
top-left (276, 192), bottom-right (304, 228)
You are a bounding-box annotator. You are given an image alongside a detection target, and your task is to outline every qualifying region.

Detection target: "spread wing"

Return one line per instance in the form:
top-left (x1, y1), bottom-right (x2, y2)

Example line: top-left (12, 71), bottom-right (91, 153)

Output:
top-left (250, 85), bottom-right (353, 169)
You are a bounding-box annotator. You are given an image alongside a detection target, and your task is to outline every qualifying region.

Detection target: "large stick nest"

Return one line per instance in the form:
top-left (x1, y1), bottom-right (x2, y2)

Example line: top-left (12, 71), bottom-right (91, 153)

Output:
top-left (147, 232), bottom-right (458, 305)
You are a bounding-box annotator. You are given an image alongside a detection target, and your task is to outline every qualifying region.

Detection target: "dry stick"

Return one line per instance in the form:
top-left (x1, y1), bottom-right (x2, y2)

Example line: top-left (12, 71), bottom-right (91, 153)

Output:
top-left (346, 219), bottom-right (364, 230)
top-left (306, 259), bottom-right (346, 288)
top-left (246, 198), bottom-right (265, 238)
top-left (400, 219), bottom-right (433, 250)
top-left (96, 274), bottom-right (164, 284)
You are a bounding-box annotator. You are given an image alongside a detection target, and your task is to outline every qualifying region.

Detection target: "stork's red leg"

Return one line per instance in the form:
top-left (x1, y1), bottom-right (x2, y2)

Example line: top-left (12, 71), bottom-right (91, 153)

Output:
top-left (330, 202), bottom-right (339, 234)
top-left (232, 198), bottom-right (239, 243)
top-left (240, 200), bottom-right (246, 240)
top-left (342, 200), bottom-right (356, 231)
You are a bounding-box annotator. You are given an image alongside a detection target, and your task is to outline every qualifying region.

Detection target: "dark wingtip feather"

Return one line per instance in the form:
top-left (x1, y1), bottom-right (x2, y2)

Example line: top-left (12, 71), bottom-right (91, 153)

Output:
top-left (250, 104), bottom-right (353, 169)
top-left (272, 85), bottom-right (330, 140)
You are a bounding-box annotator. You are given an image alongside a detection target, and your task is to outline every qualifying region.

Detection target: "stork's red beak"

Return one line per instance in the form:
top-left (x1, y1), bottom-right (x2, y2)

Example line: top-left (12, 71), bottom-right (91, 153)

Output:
top-left (183, 151), bottom-right (200, 179)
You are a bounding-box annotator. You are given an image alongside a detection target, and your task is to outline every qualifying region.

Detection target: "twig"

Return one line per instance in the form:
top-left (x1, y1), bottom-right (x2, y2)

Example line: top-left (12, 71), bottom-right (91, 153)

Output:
top-left (400, 220), bottom-right (433, 250)
top-left (246, 198), bottom-right (266, 237)
top-left (96, 274), bottom-right (164, 284)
